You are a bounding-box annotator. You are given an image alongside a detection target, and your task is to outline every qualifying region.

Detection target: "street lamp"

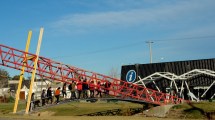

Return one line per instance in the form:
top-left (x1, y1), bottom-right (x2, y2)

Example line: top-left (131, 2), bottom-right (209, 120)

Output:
top-left (146, 41), bottom-right (154, 63)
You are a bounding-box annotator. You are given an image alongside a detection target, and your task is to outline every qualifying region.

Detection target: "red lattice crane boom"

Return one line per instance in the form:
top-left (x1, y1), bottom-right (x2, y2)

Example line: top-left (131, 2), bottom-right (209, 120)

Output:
top-left (0, 44), bottom-right (183, 105)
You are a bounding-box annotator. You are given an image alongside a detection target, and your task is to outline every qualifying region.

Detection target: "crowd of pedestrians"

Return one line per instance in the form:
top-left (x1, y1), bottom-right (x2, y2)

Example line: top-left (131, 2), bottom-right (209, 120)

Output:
top-left (28, 78), bottom-right (112, 111)
top-left (67, 78), bottom-right (112, 100)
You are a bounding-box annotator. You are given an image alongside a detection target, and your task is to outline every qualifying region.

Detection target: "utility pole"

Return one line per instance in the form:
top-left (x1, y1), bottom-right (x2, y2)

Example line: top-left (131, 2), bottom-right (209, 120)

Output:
top-left (146, 41), bottom-right (154, 63)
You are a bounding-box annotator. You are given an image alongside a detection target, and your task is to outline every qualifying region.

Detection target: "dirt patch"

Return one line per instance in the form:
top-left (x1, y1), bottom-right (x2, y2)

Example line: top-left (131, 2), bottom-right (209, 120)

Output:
top-left (167, 108), bottom-right (185, 119)
top-left (31, 111), bottom-right (55, 117)
top-left (142, 105), bottom-right (174, 118)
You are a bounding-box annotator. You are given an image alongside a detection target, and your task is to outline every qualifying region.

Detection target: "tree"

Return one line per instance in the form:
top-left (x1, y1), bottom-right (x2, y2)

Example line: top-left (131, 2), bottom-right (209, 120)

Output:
top-left (0, 79), bottom-right (7, 89)
top-left (0, 68), bottom-right (9, 91)
top-left (12, 75), bottom-right (24, 80)
top-left (0, 68), bottom-right (10, 80)
top-left (109, 67), bottom-right (119, 79)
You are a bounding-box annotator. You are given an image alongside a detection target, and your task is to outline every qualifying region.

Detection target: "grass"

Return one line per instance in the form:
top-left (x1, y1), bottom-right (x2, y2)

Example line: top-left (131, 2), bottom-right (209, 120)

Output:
top-left (191, 101), bottom-right (215, 112)
top-left (172, 101), bottom-right (215, 112)
top-left (170, 101), bottom-right (215, 119)
top-left (0, 101), bottom-right (143, 116)
top-left (0, 101), bottom-right (26, 115)
top-left (0, 101), bottom-right (214, 120)
top-left (42, 101), bottom-right (143, 116)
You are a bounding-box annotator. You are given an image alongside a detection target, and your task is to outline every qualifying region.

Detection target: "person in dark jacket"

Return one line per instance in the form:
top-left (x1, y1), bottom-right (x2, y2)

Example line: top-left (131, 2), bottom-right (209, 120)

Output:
top-left (68, 83), bottom-right (72, 99)
top-left (62, 83), bottom-right (67, 99)
top-left (82, 79), bottom-right (89, 99)
top-left (47, 87), bottom-right (53, 104)
top-left (104, 81), bottom-right (111, 96)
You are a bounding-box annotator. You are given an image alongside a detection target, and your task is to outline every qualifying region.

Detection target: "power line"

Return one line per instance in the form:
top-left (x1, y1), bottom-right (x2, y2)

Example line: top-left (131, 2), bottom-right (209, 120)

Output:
top-left (51, 35), bottom-right (215, 59)
top-left (153, 35), bottom-right (215, 42)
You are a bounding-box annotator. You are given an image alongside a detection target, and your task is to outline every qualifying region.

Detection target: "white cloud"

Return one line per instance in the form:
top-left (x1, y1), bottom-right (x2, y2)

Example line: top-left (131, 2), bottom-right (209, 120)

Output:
top-left (50, 0), bottom-right (215, 33)
top-left (170, 24), bottom-right (215, 40)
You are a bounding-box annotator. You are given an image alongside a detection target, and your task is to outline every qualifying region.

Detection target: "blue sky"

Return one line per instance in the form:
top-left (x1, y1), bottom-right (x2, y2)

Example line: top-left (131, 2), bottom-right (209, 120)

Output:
top-left (1, 0), bottom-right (215, 78)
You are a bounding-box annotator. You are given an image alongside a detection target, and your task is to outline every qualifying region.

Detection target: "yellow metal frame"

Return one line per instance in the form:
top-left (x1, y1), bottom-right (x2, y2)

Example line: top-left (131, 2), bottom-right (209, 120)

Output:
top-left (13, 30), bottom-right (32, 113)
top-left (25, 28), bottom-right (44, 114)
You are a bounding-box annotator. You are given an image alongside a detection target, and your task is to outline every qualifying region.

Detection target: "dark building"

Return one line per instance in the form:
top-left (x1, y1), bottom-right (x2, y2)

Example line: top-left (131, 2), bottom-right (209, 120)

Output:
top-left (121, 58), bottom-right (215, 100)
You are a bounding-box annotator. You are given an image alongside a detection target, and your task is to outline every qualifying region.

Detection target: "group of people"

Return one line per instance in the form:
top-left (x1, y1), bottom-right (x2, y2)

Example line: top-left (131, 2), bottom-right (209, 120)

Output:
top-left (40, 86), bottom-right (64, 105)
top-left (68, 79), bottom-right (112, 100)
top-left (38, 79), bottom-right (112, 105)
top-left (28, 80), bottom-right (112, 112)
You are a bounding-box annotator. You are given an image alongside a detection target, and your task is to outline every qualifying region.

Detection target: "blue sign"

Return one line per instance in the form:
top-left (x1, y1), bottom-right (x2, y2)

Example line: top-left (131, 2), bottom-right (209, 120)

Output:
top-left (126, 70), bottom-right (136, 83)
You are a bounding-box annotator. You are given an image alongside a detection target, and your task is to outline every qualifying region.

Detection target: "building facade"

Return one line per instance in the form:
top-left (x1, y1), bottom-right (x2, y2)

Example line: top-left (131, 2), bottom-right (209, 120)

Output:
top-left (121, 58), bottom-right (215, 100)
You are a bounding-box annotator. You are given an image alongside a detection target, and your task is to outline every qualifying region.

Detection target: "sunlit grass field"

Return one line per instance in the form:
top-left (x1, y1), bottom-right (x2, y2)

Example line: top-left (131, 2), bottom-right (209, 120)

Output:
top-left (0, 100), bottom-right (214, 120)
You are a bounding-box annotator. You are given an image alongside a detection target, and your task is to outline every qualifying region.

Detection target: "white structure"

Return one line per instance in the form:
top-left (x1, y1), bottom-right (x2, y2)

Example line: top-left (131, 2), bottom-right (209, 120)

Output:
top-left (134, 69), bottom-right (215, 100)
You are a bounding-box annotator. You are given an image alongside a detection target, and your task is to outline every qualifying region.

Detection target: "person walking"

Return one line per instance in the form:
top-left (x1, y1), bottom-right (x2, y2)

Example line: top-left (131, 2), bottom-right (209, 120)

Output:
top-left (104, 81), bottom-right (111, 96)
top-left (71, 81), bottom-right (77, 100)
top-left (41, 89), bottom-right (46, 106)
top-left (96, 81), bottom-right (102, 98)
top-left (77, 80), bottom-right (82, 99)
top-left (68, 83), bottom-right (72, 99)
top-left (29, 92), bottom-right (35, 112)
top-left (89, 81), bottom-right (95, 98)
top-left (47, 87), bottom-right (53, 104)
top-left (55, 87), bottom-right (61, 104)
top-left (82, 79), bottom-right (89, 99)
top-left (62, 83), bottom-right (67, 99)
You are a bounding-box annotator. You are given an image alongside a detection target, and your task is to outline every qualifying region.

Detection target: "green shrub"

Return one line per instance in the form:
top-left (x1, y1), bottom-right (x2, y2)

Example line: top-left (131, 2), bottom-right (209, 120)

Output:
top-left (8, 96), bottom-right (15, 103)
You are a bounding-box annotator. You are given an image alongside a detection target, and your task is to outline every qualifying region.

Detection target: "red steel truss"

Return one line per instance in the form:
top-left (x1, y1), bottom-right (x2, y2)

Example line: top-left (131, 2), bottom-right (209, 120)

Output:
top-left (0, 44), bottom-right (183, 105)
